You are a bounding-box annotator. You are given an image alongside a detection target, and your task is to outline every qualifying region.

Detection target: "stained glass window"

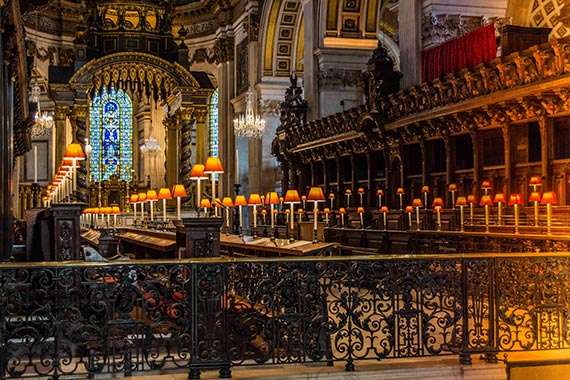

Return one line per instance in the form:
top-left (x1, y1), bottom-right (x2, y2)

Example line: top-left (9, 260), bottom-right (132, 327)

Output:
top-left (209, 88), bottom-right (219, 157)
top-left (89, 88), bottom-right (133, 182)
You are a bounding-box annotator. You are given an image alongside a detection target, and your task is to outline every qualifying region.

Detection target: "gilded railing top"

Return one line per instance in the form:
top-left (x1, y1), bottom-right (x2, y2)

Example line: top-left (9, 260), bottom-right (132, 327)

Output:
top-left (3, 251), bottom-right (570, 269)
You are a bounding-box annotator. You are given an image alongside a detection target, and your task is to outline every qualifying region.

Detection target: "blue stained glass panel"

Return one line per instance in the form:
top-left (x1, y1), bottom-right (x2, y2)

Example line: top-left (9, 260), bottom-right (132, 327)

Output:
top-left (209, 88), bottom-right (219, 158)
top-left (90, 88), bottom-right (133, 182)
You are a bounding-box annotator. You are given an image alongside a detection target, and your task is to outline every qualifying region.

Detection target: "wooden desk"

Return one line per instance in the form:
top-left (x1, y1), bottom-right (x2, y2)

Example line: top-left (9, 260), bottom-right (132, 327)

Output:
top-left (117, 229), bottom-right (176, 258)
top-left (220, 235), bottom-right (336, 257)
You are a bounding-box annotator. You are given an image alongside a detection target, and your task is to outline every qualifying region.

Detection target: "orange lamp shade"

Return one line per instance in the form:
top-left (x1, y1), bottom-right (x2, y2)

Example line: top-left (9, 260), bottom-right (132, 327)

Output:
top-left (411, 198), bottom-right (423, 208)
top-left (376, 189), bottom-right (384, 196)
top-left (467, 195), bottom-right (478, 204)
top-left (265, 191), bottom-right (280, 205)
top-left (493, 193), bottom-right (506, 203)
top-left (189, 164), bottom-right (208, 179)
top-left (358, 188), bottom-right (365, 194)
top-left (222, 197), bottom-right (234, 207)
top-left (146, 189), bottom-right (158, 201)
top-left (405, 206), bottom-right (414, 213)
top-left (262, 209), bottom-right (268, 215)
top-left (171, 184), bottom-right (187, 198)
top-left (432, 197), bottom-right (444, 208)
top-left (345, 189), bottom-right (352, 195)
top-left (64, 142), bottom-right (85, 160)
top-left (396, 187), bottom-right (405, 194)
top-left (421, 185), bottom-right (430, 193)
top-left (93, 207), bottom-right (100, 214)
top-left (248, 193), bottom-right (262, 205)
top-left (448, 183), bottom-right (458, 192)
top-left (130, 194), bottom-right (139, 203)
top-left (529, 192), bottom-right (541, 202)
top-left (455, 196), bottom-right (468, 207)
top-left (296, 209), bottom-right (303, 214)
top-left (380, 206), bottom-right (389, 213)
top-left (324, 208), bottom-right (331, 214)
top-left (307, 187), bottom-right (326, 202)
top-left (105, 207), bottom-right (113, 214)
top-left (200, 198), bottom-right (211, 208)
top-left (157, 188), bottom-right (172, 200)
top-left (137, 192), bottom-right (147, 202)
top-left (508, 194), bottom-right (523, 206)
top-left (234, 195), bottom-right (248, 206)
top-left (283, 190), bottom-right (301, 204)
top-left (481, 180), bottom-right (492, 189)
top-left (285, 209), bottom-right (291, 214)
top-left (479, 195), bottom-right (494, 206)
top-left (111, 206), bottom-right (120, 214)
top-left (61, 158), bottom-right (75, 168)
top-left (203, 157), bottom-right (224, 174)
top-left (529, 176), bottom-right (542, 186)
top-left (357, 207), bottom-right (365, 214)
top-left (433, 206), bottom-right (443, 213)
top-left (301, 195), bottom-right (306, 201)
top-left (540, 191), bottom-right (558, 205)
top-left (329, 192), bottom-right (335, 199)
top-left (338, 208), bottom-right (346, 214)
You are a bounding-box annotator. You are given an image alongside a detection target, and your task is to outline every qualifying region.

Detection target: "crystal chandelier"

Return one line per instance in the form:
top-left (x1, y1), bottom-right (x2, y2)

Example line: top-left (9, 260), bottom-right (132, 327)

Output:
top-left (234, 87), bottom-right (265, 139)
top-left (29, 81), bottom-right (54, 138)
top-left (140, 137), bottom-right (162, 156)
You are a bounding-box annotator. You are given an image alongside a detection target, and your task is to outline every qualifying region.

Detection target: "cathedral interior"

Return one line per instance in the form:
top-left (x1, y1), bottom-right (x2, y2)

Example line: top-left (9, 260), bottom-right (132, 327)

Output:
top-left (1, 0), bottom-right (570, 379)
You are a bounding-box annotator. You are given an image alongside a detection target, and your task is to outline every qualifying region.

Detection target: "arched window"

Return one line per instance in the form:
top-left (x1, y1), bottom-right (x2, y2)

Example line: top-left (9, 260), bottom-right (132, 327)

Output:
top-left (89, 88), bottom-right (133, 182)
top-left (209, 88), bottom-right (219, 157)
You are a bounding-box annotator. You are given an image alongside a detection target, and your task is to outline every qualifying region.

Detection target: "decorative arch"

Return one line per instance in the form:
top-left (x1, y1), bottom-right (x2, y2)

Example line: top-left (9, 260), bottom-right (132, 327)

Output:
top-left (261, 0), bottom-right (304, 77)
top-left (69, 52), bottom-right (200, 100)
top-left (89, 88), bottom-right (133, 182)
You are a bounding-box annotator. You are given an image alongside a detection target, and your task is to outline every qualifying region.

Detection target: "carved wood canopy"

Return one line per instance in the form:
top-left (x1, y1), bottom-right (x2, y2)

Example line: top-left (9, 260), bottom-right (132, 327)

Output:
top-left (69, 52), bottom-right (201, 102)
top-left (275, 36), bottom-right (570, 164)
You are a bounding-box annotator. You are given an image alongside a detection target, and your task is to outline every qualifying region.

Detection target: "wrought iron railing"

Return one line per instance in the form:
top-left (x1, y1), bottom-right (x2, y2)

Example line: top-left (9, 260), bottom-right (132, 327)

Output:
top-left (0, 253), bottom-right (569, 378)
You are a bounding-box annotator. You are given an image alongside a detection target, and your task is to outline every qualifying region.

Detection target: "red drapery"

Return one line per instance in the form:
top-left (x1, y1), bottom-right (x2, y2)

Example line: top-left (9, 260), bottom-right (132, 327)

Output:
top-left (421, 24), bottom-right (497, 82)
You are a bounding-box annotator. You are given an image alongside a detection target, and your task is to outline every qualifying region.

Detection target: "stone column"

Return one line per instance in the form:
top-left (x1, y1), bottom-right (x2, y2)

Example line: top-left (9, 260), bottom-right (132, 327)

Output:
top-left (302, 0), bottom-right (318, 120)
top-left (52, 202), bottom-right (87, 260)
top-left (399, 0), bottom-right (422, 88)
top-left (54, 106), bottom-right (70, 166)
top-left (194, 108), bottom-right (207, 166)
top-left (164, 116), bottom-right (180, 192)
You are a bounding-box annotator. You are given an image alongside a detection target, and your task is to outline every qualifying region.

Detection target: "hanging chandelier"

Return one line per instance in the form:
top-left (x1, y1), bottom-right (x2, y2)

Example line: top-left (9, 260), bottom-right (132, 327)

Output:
top-left (140, 137), bottom-right (162, 156)
top-left (28, 11), bottom-right (53, 139)
top-left (29, 81), bottom-right (54, 138)
top-left (234, 87), bottom-right (265, 139)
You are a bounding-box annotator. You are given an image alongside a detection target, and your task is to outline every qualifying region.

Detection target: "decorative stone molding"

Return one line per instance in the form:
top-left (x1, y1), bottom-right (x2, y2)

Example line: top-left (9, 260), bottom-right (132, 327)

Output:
top-left (422, 14), bottom-right (484, 49)
top-left (317, 68), bottom-right (361, 89)
top-left (259, 98), bottom-right (280, 116)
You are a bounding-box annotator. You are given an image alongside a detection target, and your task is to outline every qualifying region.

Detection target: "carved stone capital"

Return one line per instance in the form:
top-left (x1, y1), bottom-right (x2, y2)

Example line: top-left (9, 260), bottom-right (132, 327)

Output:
top-left (176, 107), bottom-right (195, 122)
top-left (163, 116), bottom-right (179, 131)
top-left (54, 105), bottom-right (70, 121)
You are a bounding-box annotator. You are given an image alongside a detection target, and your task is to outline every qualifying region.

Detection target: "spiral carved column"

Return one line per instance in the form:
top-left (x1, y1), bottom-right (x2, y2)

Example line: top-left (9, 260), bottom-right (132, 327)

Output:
top-left (72, 105), bottom-right (88, 202)
top-left (177, 108), bottom-right (195, 202)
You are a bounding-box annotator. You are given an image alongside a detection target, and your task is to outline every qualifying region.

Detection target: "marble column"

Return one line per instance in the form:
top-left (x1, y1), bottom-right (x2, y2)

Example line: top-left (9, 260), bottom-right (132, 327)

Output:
top-left (302, 0), bottom-right (318, 120)
top-left (399, 0), bottom-right (422, 88)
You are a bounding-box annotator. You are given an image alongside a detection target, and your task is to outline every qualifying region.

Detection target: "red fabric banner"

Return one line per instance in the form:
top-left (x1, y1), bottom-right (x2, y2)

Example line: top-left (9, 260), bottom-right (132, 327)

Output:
top-left (421, 24), bottom-right (497, 82)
